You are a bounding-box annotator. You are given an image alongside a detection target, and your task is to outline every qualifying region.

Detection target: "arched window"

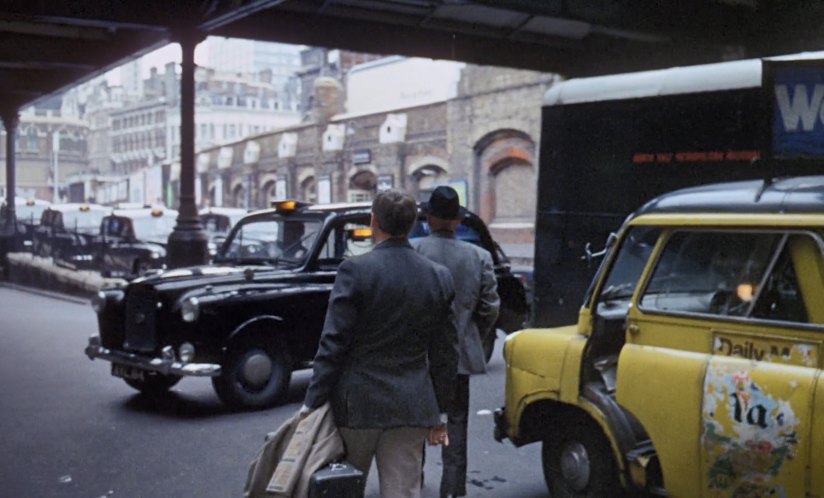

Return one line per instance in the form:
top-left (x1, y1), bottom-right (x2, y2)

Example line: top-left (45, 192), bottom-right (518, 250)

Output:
top-left (492, 161), bottom-right (535, 221)
top-left (233, 184), bottom-right (247, 209)
top-left (261, 180), bottom-right (277, 206)
top-left (474, 129), bottom-right (536, 225)
top-left (348, 171), bottom-right (376, 203)
top-left (411, 165), bottom-right (447, 202)
top-left (301, 176), bottom-right (317, 203)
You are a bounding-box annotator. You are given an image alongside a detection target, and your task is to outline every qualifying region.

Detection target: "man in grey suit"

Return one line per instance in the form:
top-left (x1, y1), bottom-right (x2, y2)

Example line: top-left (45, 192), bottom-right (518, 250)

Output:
top-left (302, 190), bottom-right (458, 498)
top-left (412, 186), bottom-right (500, 498)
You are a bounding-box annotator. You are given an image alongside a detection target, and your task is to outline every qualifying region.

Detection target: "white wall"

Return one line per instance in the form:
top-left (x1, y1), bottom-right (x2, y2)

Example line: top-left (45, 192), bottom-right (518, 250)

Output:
top-left (345, 57), bottom-right (465, 116)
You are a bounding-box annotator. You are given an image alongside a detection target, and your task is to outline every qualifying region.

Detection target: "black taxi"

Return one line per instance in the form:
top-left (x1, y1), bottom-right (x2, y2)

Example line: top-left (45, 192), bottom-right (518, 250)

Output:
top-left (0, 197), bottom-right (50, 252)
top-left (85, 200), bottom-right (528, 409)
top-left (199, 207), bottom-right (247, 259)
top-left (33, 203), bottom-right (109, 264)
top-left (97, 207), bottom-right (178, 279)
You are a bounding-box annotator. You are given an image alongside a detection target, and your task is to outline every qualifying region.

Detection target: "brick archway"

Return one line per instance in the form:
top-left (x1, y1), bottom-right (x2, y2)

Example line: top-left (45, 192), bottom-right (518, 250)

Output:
top-left (474, 129), bottom-right (535, 222)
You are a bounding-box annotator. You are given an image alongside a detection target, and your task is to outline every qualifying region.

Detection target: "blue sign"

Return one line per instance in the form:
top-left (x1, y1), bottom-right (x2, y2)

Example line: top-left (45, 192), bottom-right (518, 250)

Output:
top-left (771, 63), bottom-right (824, 158)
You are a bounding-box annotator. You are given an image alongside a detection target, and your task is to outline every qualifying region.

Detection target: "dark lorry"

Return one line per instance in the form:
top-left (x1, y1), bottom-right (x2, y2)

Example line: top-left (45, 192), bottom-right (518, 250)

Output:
top-left (533, 55), bottom-right (824, 327)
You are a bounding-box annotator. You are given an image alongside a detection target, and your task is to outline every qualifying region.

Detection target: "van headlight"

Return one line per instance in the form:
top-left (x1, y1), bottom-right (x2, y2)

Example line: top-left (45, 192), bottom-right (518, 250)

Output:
top-left (181, 297), bottom-right (200, 322)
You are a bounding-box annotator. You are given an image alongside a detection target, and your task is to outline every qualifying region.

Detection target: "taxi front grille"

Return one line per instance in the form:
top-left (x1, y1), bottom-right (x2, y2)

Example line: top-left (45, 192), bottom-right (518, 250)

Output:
top-left (124, 287), bottom-right (158, 353)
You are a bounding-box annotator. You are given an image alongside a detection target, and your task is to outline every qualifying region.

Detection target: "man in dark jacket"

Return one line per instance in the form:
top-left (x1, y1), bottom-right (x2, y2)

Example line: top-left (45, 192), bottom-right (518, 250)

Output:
top-left (412, 185), bottom-right (500, 498)
top-left (302, 189), bottom-right (458, 498)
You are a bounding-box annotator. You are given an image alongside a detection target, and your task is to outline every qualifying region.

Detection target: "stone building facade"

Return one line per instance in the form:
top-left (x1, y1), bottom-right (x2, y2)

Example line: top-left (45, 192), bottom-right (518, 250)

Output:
top-left (448, 65), bottom-right (557, 250)
top-left (0, 106), bottom-right (89, 202)
top-left (188, 61), bottom-right (556, 255)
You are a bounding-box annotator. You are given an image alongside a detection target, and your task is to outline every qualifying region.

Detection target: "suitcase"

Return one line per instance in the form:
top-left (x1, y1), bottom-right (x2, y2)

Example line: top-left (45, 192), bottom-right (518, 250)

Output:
top-left (308, 461), bottom-right (364, 498)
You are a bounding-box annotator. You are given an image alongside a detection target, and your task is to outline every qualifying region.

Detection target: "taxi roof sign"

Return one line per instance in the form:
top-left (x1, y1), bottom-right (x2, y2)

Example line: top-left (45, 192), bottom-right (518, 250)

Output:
top-left (270, 200), bottom-right (310, 213)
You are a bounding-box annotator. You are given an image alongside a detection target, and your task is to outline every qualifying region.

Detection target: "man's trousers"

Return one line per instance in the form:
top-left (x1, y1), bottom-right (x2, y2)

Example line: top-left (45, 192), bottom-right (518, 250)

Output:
top-left (339, 426), bottom-right (429, 498)
top-left (440, 374), bottom-right (470, 497)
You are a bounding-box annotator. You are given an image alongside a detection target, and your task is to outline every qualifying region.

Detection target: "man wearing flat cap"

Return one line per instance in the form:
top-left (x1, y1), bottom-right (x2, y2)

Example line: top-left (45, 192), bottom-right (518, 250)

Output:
top-left (412, 185), bottom-right (500, 498)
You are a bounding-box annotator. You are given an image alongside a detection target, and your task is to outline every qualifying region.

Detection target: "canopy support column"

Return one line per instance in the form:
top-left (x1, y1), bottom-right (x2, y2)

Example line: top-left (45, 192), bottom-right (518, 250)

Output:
top-left (167, 29), bottom-right (208, 269)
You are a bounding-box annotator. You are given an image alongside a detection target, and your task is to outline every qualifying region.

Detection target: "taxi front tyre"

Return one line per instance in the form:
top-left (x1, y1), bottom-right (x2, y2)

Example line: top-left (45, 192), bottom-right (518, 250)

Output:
top-left (542, 419), bottom-right (622, 498)
top-left (123, 373), bottom-right (181, 396)
top-left (212, 337), bottom-right (292, 409)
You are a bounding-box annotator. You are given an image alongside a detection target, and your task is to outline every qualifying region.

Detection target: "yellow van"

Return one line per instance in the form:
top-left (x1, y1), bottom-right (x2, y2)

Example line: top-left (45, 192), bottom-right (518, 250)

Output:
top-left (495, 176), bottom-right (824, 497)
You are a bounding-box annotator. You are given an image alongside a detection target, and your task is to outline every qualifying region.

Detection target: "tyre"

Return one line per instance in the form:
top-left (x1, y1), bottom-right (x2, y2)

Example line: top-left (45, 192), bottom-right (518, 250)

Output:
top-left (123, 373), bottom-right (181, 396)
top-left (542, 418), bottom-right (622, 498)
top-left (212, 336), bottom-right (292, 409)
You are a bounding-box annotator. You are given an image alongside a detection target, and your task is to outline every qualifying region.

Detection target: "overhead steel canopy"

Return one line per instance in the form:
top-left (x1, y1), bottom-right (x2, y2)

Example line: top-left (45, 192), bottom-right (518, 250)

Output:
top-left (2, 0), bottom-right (824, 111)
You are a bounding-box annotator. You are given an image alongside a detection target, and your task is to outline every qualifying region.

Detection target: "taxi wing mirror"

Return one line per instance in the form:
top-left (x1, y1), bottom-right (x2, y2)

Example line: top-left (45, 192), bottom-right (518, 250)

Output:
top-left (581, 232), bottom-right (617, 268)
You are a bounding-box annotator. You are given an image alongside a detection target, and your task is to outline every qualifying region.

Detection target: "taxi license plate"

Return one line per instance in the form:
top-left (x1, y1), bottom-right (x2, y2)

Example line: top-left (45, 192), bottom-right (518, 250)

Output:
top-left (111, 364), bottom-right (145, 381)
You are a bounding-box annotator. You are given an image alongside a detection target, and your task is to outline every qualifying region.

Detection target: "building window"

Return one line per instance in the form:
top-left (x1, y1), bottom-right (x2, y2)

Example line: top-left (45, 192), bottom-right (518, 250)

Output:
top-left (411, 166), bottom-right (446, 202)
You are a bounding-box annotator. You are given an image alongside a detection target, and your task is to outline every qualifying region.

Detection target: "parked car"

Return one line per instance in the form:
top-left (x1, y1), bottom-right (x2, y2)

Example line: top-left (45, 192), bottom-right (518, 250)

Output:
top-left (0, 197), bottom-right (50, 252)
top-left (495, 176), bottom-right (824, 497)
top-left (96, 207), bottom-right (178, 279)
top-left (33, 203), bottom-right (109, 262)
top-left (508, 262), bottom-right (534, 319)
top-left (85, 200), bottom-right (527, 409)
top-left (199, 207), bottom-right (247, 258)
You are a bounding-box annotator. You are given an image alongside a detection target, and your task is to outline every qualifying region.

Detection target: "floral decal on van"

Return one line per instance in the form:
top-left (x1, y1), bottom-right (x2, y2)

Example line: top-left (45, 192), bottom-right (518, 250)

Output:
top-left (702, 366), bottom-right (799, 497)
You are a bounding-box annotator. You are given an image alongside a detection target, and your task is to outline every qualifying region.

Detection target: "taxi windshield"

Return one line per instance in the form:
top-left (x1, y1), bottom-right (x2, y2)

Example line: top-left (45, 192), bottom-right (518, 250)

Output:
top-left (131, 215), bottom-right (177, 243)
top-left (219, 217), bottom-right (322, 264)
top-left (63, 210), bottom-right (106, 230)
top-left (15, 204), bottom-right (47, 224)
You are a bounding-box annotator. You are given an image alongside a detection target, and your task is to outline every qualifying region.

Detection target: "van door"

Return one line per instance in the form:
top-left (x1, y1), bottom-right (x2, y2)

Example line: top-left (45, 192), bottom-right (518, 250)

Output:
top-left (618, 229), bottom-right (824, 497)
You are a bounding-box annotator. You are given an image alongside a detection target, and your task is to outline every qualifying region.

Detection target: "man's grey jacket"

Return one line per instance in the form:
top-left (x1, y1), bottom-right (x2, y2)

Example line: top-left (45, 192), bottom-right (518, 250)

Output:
top-left (412, 230), bottom-right (500, 375)
top-left (303, 238), bottom-right (458, 429)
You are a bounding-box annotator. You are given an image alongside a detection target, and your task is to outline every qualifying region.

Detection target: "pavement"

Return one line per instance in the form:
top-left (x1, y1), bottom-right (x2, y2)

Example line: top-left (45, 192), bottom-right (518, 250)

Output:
top-left (2, 252), bottom-right (126, 299)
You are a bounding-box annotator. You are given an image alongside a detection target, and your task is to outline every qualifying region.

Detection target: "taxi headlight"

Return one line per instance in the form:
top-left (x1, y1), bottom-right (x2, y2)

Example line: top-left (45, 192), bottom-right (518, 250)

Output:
top-left (181, 297), bottom-right (200, 322)
top-left (90, 290), bottom-right (125, 314)
top-left (90, 291), bottom-right (106, 314)
top-left (179, 342), bottom-right (195, 363)
top-left (150, 251), bottom-right (161, 260)
top-left (502, 330), bottom-right (522, 362)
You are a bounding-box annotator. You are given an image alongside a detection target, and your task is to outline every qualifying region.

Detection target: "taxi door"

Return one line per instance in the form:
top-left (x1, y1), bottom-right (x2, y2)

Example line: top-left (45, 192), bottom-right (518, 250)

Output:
top-left (617, 227), bottom-right (824, 498)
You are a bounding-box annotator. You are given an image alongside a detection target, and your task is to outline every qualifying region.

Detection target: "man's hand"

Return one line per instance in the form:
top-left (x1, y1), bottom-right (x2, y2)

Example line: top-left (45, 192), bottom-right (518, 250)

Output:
top-left (298, 404), bottom-right (313, 419)
top-left (427, 423), bottom-right (449, 446)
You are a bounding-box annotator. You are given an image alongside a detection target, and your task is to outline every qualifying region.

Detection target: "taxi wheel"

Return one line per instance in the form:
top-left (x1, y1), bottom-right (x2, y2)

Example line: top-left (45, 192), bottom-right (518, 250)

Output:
top-left (542, 419), bottom-right (621, 498)
top-left (212, 337), bottom-right (292, 410)
top-left (124, 373), bottom-right (181, 396)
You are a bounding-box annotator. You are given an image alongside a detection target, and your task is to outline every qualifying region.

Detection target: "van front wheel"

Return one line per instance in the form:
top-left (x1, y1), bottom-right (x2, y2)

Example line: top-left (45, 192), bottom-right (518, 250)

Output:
top-left (542, 420), bottom-right (622, 497)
